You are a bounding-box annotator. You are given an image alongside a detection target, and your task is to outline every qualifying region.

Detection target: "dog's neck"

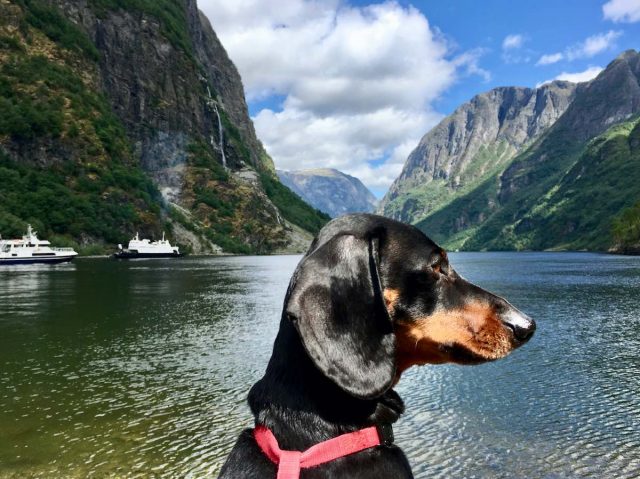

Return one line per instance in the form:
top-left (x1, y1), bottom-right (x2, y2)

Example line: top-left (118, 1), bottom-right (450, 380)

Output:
top-left (248, 318), bottom-right (404, 451)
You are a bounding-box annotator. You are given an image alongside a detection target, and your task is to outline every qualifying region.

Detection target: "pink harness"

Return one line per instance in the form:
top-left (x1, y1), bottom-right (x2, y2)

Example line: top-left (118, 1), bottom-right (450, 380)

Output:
top-left (253, 424), bottom-right (392, 479)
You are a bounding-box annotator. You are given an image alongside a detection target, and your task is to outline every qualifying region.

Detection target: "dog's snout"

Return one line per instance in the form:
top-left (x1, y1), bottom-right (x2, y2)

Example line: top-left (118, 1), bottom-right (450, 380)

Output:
top-left (501, 309), bottom-right (536, 343)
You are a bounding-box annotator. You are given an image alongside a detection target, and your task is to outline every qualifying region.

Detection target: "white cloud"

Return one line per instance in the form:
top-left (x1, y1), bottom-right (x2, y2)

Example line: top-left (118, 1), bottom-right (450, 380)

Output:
top-left (603, 0), bottom-right (640, 23)
top-left (454, 48), bottom-right (491, 82)
top-left (537, 66), bottom-right (604, 87)
top-left (566, 30), bottom-right (622, 60)
top-left (536, 52), bottom-right (563, 65)
top-left (536, 30), bottom-right (622, 67)
top-left (502, 34), bottom-right (524, 50)
top-left (554, 66), bottom-right (604, 82)
top-left (198, 0), bottom-right (486, 192)
top-left (501, 35), bottom-right (532, 64)
top-left (253, 107), bottom-right (442, 190)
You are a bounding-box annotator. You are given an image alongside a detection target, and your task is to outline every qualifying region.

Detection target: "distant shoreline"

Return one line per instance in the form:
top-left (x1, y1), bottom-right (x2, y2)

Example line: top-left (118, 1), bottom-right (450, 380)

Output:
top-left (609, 247), bottom-right (640, 256)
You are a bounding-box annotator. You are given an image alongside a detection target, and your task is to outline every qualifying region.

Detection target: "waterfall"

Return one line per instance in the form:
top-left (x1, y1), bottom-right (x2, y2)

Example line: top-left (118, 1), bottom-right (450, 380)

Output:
top-left (213, 103), bottom-right (227, 170)
top-left (274, 205), bottom-right (283, 225)
top-left (205, 84), bottom-right (227, 170)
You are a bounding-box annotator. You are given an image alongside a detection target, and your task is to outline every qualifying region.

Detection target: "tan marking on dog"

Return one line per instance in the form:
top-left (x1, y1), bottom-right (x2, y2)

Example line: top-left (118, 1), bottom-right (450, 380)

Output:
top-left (394, 301), bottom-right (514, 375)
top-left (383, 288), bottom-right (400, 313)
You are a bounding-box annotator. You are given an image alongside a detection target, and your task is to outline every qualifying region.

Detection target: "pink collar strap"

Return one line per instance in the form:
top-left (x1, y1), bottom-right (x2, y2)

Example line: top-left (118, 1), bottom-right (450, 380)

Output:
top-left (253, 424), bottom-right (393, 479)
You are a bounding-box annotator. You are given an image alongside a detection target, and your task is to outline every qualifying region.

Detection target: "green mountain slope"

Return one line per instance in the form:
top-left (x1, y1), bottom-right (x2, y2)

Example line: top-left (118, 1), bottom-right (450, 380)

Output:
top-left (460, 117), bottom-right (640, 251)
top-left (613, 201), bottom-right (640, 253)
top-left (413, 50), bottom-right (640, 252)
top-left (0, 0), bottom-right (328, 254)
top-left (379, 82), bottom-right (577, 224)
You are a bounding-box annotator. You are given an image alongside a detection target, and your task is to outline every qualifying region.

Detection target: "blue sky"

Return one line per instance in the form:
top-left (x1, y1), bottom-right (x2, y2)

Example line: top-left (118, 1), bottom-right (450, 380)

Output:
top-left (199, 0), bottom-right (640, 197)
top-left (408, 0), bottom-right (640, 113)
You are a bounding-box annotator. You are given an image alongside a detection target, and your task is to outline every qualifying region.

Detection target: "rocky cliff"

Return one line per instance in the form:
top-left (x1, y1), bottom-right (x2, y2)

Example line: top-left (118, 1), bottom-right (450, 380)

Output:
top-left (405, 50), bottom-right (640, 251)
top-left (0, 0), bottom-right (328, 254)
top-left (277, 168), bottom-right (377, 218)
top-left (380, 81), bottom-right (577, 224)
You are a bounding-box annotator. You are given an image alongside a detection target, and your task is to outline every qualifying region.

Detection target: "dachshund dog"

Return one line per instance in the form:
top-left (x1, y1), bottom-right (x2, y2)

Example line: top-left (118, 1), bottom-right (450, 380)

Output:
top-left (219, 214), bottom-right (535, 479)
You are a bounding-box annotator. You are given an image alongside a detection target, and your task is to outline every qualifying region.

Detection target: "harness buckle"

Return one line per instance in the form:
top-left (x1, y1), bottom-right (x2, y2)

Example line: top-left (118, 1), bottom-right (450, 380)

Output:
top-left (376, 423), bottom-right (394, 447)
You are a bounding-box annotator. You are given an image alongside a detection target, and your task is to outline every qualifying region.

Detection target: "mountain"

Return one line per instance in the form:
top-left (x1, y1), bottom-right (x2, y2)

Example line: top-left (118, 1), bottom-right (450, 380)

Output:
top-left (380, 81), bottom-right (577, 224)
top-left (277, 168), bottom-right (378, 218)
top-left (381, 50), bottom-right (640, 252)
top-left (0, 0), bottom-right (328, 254)
top-left (613, 199), bottom-right (640, 254)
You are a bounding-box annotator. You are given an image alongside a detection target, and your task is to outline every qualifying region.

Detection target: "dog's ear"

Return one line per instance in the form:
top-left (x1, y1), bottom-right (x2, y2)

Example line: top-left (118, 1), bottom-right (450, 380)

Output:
top-left (285, 233), bottom-right (395, 399)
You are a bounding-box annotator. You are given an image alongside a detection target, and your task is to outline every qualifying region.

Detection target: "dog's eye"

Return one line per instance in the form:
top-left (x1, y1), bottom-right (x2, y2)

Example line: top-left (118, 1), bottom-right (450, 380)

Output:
top-left (432, 263), bottom-right (441, 274)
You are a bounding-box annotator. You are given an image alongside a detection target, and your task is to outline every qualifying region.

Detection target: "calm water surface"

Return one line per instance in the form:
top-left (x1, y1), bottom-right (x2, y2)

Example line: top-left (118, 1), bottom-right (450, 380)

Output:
top-left (1, 253), bottom-right (639, 478)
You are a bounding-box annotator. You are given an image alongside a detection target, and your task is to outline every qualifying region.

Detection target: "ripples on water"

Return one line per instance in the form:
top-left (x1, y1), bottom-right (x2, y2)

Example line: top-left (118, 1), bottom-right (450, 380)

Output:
top-left (1, 253), bottom-right (639, 478)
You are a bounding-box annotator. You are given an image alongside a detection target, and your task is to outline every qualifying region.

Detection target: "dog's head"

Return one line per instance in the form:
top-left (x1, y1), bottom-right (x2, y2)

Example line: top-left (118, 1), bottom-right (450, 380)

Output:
top-left (285, 214), bottom-right (535, 400)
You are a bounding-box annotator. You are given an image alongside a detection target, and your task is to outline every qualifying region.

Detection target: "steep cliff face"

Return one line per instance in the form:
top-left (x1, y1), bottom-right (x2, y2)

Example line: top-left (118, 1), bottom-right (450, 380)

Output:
top-left (277, 168), bottom-right (378, 218)
top-left (414, 50), bottom-right (640, 251)
top-left (50, 0), bottom-right (267, 175)
top-left (380, 82), bottom-right (577, 223)
top-left (498, 50), bottom-right (640, 204)
top-left (0, 0), bottom-right (327, 253)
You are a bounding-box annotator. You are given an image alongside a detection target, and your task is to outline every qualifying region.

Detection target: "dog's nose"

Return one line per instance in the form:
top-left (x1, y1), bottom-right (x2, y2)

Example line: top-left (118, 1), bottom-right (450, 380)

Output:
top-left (501, 309), bottom-right (536, 343)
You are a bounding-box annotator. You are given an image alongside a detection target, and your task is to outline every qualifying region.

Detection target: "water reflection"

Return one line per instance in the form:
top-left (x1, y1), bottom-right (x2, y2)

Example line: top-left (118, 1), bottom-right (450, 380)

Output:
top-left (1, 253), bottom-right (639, 478)
top-left (0, 263), bottom-right (76, 319)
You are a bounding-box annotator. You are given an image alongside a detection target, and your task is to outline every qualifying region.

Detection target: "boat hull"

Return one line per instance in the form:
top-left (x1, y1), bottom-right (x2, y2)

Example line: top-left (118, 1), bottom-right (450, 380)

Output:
top-left (113, 251), bottom-right (181, 259)
top-left (0, 255), bottom-right (76, 265)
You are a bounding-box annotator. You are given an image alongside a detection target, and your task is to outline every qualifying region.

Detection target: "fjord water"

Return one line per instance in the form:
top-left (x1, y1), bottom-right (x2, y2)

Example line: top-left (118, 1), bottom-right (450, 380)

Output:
top-left (1, 254), bottom-right (639, 478)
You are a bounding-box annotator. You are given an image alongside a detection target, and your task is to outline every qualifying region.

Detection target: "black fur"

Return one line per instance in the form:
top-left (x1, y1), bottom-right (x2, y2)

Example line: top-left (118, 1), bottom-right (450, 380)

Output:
top-left (219, 214), bottom-right (535, 478)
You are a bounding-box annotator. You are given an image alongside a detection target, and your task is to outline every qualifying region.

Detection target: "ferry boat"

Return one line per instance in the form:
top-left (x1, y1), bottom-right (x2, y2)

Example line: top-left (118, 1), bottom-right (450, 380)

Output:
top-left (114, 232), bottom-right (181, 259)
top-left (0, 225), bottom-right (78, 265)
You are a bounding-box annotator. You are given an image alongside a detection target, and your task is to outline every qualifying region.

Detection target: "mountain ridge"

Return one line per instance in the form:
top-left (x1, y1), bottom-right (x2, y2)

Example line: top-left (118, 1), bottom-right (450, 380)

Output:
top-left (380, 80), bottom-right (577, 224)
top-left (387, 49), bottom-right (640, 252)
top-left (277, 168), bottom-right (377, 218)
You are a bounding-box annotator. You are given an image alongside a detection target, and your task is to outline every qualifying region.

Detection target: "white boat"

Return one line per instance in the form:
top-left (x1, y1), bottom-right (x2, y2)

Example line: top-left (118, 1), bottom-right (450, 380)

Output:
top-left (0, 225), bottom-right (78, 265)
top-left (114, 232), bottom-right (180, 259)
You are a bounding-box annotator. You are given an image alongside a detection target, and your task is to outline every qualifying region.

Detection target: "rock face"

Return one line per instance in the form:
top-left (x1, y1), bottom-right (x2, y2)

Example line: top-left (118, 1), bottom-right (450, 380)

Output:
top-left (498, 50), bottom-right (640, 204)
top-left (380, 81), bottom-right (577, 223)
top-left (0, 0), bottom-right (328, 253)
top-left (51, 0), bottom-right (266, 176)
top-left (277, 168), bottom-right (378, 218)
top-left (388, 49), bottom-right (640, 252)
top-left (463, 50), bottom-right (640, 251)
top-left (35, 0), bottom-right (267, 211)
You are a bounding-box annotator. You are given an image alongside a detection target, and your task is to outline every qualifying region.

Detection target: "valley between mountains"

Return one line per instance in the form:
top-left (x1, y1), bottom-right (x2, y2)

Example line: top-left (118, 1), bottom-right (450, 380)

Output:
top-left (1, 0), bottom-right (638, 254)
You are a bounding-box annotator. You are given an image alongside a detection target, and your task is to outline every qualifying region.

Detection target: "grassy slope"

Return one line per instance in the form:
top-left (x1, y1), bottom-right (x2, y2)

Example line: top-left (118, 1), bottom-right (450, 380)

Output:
top-left (523, 118), bottom-right (640, 250)
top-left (387, 141), bottom-right (514, 225)
top-left (175, 143), bottom-right (328, 254)
top-left (418, 117), bottom-right (640, 251)
top-left (469, 118), bottom-right (640, 251)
